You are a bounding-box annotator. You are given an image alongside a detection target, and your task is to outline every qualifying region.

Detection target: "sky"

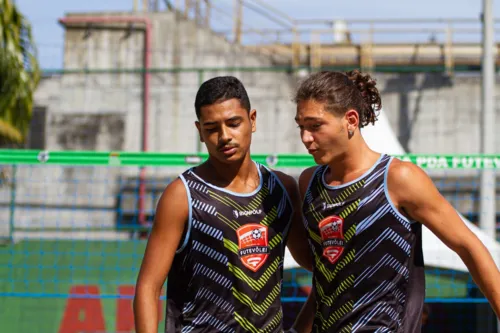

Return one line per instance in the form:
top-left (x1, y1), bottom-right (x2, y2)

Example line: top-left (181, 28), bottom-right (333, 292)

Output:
top-left (15, 0), bottom-right (500, 70)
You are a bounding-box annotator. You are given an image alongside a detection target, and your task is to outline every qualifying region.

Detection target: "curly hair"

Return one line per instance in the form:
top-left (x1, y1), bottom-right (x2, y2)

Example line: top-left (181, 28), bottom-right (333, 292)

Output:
top-left (293, 69), bottom-right (382, 128)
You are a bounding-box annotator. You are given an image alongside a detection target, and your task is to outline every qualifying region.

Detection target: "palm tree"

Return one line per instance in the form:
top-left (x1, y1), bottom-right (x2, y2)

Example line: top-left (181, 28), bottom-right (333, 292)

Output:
top-left (0, 0), bottom-right (41, 145)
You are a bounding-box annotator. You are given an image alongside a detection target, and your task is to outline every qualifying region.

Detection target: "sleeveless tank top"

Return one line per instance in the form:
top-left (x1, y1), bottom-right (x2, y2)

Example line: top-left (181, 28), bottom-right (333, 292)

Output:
top-left (165, 162), bottom-right (294, 333)
top-left (303, 154), bottom-right (425, 333)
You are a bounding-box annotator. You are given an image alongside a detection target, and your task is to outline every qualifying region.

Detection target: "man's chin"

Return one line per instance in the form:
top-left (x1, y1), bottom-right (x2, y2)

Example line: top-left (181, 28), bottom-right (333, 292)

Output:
top-left (312, 153), bottom-right (329, 165)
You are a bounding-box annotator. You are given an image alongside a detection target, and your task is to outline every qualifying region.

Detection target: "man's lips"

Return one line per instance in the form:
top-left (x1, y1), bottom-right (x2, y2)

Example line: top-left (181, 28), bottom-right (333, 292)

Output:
top-left (308, 148), bottom-right (318, 154)
top-left (219, 146), bottom-right (238, 155)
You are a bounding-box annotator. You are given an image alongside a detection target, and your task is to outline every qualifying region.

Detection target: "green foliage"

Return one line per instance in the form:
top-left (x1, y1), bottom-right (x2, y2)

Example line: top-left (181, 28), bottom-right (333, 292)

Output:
top-left (0, 0), bottom-right (41, 144)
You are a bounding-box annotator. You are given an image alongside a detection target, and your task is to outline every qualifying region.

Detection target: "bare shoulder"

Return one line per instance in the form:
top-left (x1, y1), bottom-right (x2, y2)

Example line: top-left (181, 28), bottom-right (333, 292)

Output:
top-left (155, 177), bottom-right (189, 226)
top-left (271, 169), bottom-right (298, 192)
top-left (158, 177), bottom-right (187, 205)
top-left (387, 158), bottom-right (429, 185)
top-left (386, 158), bottom-right (438, 205)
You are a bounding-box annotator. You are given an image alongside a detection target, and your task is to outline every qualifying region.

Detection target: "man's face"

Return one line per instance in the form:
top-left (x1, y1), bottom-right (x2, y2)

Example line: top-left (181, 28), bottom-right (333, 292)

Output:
top-left (295, 99), bottom-right (349, 165)
top-left (196, 98), bottom-right (256, 164)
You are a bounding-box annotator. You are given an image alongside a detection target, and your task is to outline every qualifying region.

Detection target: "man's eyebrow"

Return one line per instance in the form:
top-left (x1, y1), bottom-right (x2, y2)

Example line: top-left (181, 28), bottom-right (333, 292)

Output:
top-left (227, 116), bottom-right (244, 121)
top-left (203, 116), bottom-right (244, 126)
top-left (295, 116), bottom-right (322, 122)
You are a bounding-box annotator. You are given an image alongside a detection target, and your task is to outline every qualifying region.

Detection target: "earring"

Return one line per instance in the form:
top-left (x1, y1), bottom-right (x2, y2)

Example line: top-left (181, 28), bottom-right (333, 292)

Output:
top-left (348, 129), bottom-right (354, 136)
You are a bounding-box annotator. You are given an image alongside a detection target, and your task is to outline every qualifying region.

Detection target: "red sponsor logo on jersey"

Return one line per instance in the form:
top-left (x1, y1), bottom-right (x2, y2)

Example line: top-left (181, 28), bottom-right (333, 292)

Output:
top-left (236, 224), bottom-right (269, 272)
top-left (318, 215), bottom-right (345, 264)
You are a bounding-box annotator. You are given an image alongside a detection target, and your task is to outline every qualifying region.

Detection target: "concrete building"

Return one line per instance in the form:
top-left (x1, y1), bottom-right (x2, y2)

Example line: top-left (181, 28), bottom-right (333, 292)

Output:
top-left (2, 10), bottom-right (499, 239)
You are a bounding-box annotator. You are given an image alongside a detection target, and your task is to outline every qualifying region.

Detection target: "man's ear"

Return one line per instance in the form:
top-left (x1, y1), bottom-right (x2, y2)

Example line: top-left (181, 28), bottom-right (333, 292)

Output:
top-left (345, 109), bottom-right (359, 137)
top-left (249, 109), bottom-right (257, 133)
top-left (195, 121), bottom-right (204, 142)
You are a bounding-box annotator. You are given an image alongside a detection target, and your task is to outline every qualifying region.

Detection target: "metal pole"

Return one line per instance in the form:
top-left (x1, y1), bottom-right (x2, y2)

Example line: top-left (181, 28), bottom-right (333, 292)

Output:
top-left (480, 1), bottom-right (499, 332)
top-left (480, 0), bottom-right (496, 242)
top-left (8, 166), bottom-right (17, 244)
top-left (233, 0), bottom-right (243, 44)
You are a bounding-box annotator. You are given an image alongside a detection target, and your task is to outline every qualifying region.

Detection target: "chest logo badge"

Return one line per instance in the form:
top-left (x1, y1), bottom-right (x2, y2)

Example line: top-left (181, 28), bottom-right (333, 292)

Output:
top-left (318, 215), bottom-right (345, 264)
top-left (236, 224), bottom-right (269, 272)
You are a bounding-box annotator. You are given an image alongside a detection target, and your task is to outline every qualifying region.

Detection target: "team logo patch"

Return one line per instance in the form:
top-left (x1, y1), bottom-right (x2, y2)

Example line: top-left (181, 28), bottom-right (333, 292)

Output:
top-left (236, 224), bottom-right (269, 272)
top-left (318, 216), bottom-right (345, 264)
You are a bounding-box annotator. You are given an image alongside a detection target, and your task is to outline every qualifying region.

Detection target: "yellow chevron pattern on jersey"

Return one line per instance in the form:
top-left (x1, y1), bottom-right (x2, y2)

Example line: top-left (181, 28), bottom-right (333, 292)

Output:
top-left (217, 213), bottom-right (240, 231)
top-left (315, 176), bottom-right (364, 207)
top-left (315, 274), bottom-right (355, 307)
top-left (260, 206), bottom-right (278, 227)
top-left (314, 249), bottom-right (356, 283)
top-left (223, 238), bottom-right (239, 253)
top-left (247, 185), bottom-right (270, 210)
top-left (306, 195), bottom-right (359, 227)
top-left (333, 180), bottom-right (365, 203)
top-left (330, 249), bottom-right (356, 280)
top-left (344, 224), bottom-right (356, 242)
top-left (319, 185), bottom-right (335, 205)
top-left (167, 164), bottom-right (293, 333)
top-left (305, 203), bottom-right (324, 223)
top-left (303, 157), bottom-right (425, 332)
top-left (227, 257), bottom-right (282, 291)
top-left (232, 283), bottom-right (282, 316)
top-left (339, 199), bottom-right (360, 219)
top-left (339, 323), bottom-right (353, 333)
top-left (309, 229), bottom-right (322, 245)
top-left (234, 308), bottom-right (283, 333)
top-left (210, 184), bottom-right (278, 229)
top-left (208, 190), bottom-right (245, 211)
top-left (316, 300), bottom-right (354, 331)
top-left (268, 233), bottom-right (282, 248)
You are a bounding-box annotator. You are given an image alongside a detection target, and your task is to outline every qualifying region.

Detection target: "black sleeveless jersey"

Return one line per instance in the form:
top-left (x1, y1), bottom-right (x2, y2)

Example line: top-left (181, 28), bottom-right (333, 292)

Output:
top-left (303, 154), bottom-right (425, 333)
top-left (165, 162), bottom-right (294, 333)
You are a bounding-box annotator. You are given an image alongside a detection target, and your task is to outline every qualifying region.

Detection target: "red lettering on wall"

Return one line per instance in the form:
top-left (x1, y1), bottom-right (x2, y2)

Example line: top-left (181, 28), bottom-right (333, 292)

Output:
top-left (58, 285), bottom-right (105, 333)
top-left (300, 286), bottom-right (312, 295)
top-left (116, 285), bottom-right (135, 332)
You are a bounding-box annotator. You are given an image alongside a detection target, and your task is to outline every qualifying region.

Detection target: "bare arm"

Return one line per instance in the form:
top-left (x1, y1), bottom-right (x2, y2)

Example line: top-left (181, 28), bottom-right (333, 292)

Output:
top-left (387, 160), bottom-right (500, 318)
top-left (275, 170), bottom-right (314, 272)
top-left (287, 167), bottom-right (318, 333)
top-left (133, 178), bottom-right (188, 333)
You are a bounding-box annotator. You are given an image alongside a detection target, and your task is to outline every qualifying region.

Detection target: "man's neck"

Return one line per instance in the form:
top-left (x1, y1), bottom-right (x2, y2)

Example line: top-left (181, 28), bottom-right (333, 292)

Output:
top-left (198, 153), bottom-right (260, 193)
top-left (326, 140), bottom-right (380, 186)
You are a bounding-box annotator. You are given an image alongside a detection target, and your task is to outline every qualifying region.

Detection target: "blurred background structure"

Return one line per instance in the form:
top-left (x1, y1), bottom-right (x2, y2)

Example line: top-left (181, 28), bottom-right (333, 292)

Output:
top-left (0, 0), bottom-right (499, 332)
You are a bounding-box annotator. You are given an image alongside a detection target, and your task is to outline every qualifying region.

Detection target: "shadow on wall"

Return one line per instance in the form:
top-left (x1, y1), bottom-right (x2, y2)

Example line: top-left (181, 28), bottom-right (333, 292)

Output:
top-left (382, 73), bottom-right (453, 153)
top-left (51, 113), bottom-right (125, 151)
